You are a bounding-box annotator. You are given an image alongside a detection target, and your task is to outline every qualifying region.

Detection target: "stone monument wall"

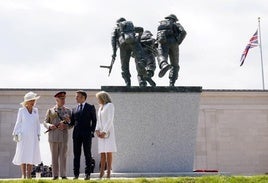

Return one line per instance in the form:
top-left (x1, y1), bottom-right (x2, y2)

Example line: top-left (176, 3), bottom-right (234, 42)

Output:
top-left (194, 90), bottom-right (268, 174)
top-left (1, 89), bottom-right (268, 177)
top-left (101, 86), bottom-right (202, 173)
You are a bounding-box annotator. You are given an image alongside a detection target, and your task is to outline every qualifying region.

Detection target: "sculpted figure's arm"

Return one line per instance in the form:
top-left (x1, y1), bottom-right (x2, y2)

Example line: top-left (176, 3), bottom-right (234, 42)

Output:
top-left (135, 26), bottom-right (144, 41)
top-left (174, 23), bottom-right (187, 45)
top-left (111, 27), bottom-right (119, 59)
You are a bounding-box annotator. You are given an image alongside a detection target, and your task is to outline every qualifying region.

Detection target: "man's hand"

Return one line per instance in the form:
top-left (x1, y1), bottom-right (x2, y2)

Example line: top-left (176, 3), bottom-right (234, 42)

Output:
top-left (49, 124), bottom-right (57, 130)
top-left (99, 132), bottom-right (106, 139)
top-left (64, 117), bottom-right (71, 124)
top-left (58, 122), bottom-right (67, 130)
top-left (96, 130), bottom-right (106, 138)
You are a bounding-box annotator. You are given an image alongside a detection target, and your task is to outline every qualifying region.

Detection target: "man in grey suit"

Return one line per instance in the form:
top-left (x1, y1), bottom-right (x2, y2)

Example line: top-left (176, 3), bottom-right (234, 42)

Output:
top-left (44, 91), bottom-right (72, 180)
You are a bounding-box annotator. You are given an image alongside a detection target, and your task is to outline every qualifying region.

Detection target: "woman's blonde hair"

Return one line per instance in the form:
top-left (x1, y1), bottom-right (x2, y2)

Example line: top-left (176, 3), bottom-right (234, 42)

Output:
top-left (21, 100), bottom-right (36, 107)
top-left (96, 91), bottom-right (112, 104)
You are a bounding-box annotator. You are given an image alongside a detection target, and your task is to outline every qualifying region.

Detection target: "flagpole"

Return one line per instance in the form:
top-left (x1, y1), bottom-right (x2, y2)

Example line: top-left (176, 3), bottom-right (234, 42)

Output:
top-left (258, 17), bottom-right (265, 90)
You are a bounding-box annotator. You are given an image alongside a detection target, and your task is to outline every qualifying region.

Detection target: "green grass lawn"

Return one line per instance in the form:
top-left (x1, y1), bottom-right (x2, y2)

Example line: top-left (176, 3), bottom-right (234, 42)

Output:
top-left (1, 176), bottom-right (268, 183)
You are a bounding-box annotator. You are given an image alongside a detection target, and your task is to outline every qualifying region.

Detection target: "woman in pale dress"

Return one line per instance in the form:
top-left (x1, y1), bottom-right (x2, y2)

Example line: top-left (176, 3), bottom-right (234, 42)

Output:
top-left (95, 91), bottom-right (117, 179)
top-left (12, 91), bottom-right (41, 179)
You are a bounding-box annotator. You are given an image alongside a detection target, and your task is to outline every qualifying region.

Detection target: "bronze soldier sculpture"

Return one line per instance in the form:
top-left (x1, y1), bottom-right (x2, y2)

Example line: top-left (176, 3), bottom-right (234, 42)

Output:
top-left (111, 17), bottom-right (147, 87)
top-left (136, 30), bottom-right (157, 87)
top-left (156, 14), bottom-right (187, 86)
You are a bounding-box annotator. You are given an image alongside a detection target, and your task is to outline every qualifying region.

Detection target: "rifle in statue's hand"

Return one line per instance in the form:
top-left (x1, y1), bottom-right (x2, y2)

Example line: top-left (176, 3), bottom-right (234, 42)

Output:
top-left (100, 55), bottom-right (116, 76)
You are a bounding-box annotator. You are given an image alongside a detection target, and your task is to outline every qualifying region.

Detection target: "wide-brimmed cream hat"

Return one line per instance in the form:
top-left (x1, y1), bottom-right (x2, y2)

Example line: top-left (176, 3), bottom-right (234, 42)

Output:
top-left (20, 91), bottom-right (40, 105)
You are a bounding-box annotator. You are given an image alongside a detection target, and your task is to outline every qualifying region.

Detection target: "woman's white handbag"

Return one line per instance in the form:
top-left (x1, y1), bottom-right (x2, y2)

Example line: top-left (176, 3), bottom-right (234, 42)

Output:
top-left (13, 133), bottom-right (21, 142)
top-left (103, 131), bottom-right (110, 138)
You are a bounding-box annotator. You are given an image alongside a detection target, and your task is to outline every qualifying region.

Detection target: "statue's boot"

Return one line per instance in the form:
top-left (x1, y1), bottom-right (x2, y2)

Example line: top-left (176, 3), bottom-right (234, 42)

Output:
top-left (144, 71), bottom-right (156, 87)
top-left (137, 61), bottom-right (147, 77)
top-left (138, 75), bottom-right (147, 87)
top-left (126, 81), bottom-right (131, 87)
top-left (169, 81), bottom-right (175, 87)
top-left (124, 78), bottom-right (131, 87)
top-left (146, 77), bottom-right (156, 87)
top-left (158, 62), bottom-right (172, 78)
top-left (169, 66), bottom-right (179, 87)
top-left (139, 81), bottom-right (147, 87)
top-left (122, 72), bottom-right (131, 87)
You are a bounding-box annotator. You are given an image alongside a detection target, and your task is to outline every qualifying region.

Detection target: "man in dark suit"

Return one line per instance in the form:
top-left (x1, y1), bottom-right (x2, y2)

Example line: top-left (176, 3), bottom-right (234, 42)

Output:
top-left (70, 90), bottom-right (96, 180)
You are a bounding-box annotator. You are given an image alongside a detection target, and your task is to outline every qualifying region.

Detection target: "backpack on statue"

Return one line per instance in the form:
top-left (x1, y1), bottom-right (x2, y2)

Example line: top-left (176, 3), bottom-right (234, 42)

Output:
top-left (157, 20), bottom-right (174, 44)
top-left (118, 21), bottom-right (136, 44)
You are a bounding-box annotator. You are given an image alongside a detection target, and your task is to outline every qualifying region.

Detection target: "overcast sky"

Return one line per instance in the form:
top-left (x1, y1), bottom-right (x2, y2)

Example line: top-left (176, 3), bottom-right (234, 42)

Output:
top-left (0, 0), bottom-right (267, 90)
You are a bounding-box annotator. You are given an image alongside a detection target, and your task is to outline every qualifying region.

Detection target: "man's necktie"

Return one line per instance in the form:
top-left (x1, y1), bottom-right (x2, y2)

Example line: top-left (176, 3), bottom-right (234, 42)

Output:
top-left (79, 104), bottom-right (83, 112)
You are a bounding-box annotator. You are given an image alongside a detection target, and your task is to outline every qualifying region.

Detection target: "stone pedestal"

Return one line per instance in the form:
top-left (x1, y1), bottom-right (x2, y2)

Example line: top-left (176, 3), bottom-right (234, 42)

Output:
top-left (101, 86), bottom-right (202, 173)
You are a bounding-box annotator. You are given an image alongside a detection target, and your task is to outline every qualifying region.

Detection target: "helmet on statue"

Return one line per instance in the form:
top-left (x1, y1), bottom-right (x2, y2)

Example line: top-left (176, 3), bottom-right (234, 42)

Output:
top-left (165, 14), bottom-right (178, 22)
top-left (116, 17), bottom-right (126, 24)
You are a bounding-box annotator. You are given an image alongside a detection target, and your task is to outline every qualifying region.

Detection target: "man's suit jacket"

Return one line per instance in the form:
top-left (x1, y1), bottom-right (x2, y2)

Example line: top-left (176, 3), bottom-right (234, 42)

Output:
top-left (43, 106), bottom-right (71, 143)
top-left (70, 103), bottom-right (97, 139)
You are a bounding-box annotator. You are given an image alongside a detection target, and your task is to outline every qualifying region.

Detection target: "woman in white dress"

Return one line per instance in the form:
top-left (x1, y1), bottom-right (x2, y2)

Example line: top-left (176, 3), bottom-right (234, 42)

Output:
top-left (95, 91), bottom-right (117, 179)
top-left (12, 91), bottom-right (42, 179)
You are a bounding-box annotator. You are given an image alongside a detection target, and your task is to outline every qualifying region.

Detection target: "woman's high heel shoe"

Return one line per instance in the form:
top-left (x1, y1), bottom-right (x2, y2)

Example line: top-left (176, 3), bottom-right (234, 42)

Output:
top-left (99, 171), bottom-right (104, 179)
top-left (107, 170), bottom-right (111, 179)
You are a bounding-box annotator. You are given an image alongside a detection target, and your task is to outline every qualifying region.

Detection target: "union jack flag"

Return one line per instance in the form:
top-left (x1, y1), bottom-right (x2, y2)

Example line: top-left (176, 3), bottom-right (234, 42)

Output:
top-left (240, 30), bottom-right (258, 66)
